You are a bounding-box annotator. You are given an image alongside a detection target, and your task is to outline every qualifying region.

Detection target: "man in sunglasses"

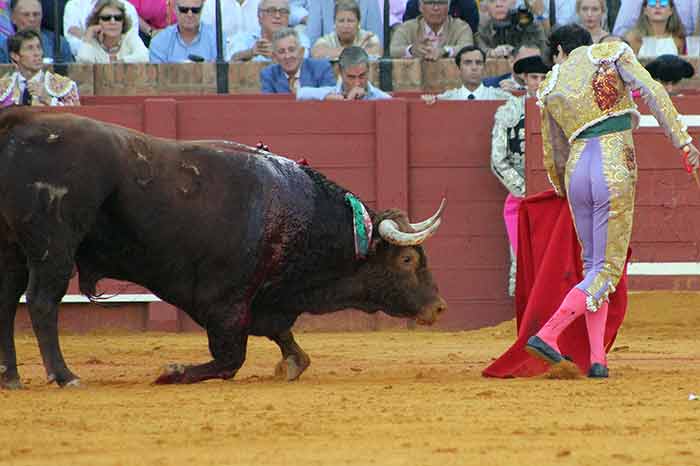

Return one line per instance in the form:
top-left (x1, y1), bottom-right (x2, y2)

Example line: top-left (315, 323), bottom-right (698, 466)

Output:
top-left (228, 0), bottom-right (310, 61)
top-left (0, 29), bottom-right (79, 106)
top-left (613, 0), bottom-right (698, 36)
top-left (149, 0), bottom-right (217, 63)
top-left (64, 0), bottom-right (141, 57)
top-left (0, 0), bottom-right (73, 64)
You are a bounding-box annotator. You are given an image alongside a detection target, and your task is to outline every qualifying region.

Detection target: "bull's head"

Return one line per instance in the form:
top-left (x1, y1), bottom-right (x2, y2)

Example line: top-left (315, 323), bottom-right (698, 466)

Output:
top-left (360, 199), bottom-right (447, 325)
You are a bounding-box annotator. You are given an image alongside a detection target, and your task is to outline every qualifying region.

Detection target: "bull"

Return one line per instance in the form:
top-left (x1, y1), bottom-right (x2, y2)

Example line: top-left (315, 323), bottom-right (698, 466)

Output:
top-left (0, 108), bottom-right (447, 388)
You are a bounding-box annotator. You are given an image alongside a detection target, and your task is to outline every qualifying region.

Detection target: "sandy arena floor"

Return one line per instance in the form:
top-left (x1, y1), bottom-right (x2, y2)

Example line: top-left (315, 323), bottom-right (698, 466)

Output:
top-left (1, 296), bottom-right (700, 466)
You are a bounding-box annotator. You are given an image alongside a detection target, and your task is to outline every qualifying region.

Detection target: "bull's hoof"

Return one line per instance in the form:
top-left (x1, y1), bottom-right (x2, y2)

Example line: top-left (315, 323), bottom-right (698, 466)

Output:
top-left (61, 379), bottom-right (82, 388)
top-left (273, 354), bottom-right (310, 382)
top-left (0, 365), bottom-right (23, 389)
top-left (154, 363), bottom-right (188, 384)
top-left (47, 371), bottom-right (81, 388)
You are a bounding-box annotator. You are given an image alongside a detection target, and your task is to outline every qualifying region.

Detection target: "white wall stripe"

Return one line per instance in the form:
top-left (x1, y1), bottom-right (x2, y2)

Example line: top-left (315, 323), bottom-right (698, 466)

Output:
top-left (639, 115), bottom-right (700, 128)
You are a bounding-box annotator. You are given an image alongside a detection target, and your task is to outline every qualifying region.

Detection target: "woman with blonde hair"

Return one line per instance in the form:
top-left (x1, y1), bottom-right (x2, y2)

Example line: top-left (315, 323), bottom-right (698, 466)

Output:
top-left (577, 0), bottom-right (608, 43)
top-left (76, 0), bottom-right (149, 63)
top-left (311, 0), bottom-right (381, 60)
top-left (624, 0), bottom-right (686, 57)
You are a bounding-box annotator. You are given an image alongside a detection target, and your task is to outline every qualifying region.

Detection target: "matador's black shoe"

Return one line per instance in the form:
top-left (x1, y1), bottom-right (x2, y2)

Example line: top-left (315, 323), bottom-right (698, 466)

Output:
top-left (587, 363), bottom-right (609, 378)
top-left (525, 336), bottom-right (564, 364)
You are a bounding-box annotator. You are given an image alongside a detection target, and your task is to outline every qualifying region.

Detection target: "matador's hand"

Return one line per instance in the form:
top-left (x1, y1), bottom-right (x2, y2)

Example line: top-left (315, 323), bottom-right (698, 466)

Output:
top-left (683, 143), bottom-right (700, 169)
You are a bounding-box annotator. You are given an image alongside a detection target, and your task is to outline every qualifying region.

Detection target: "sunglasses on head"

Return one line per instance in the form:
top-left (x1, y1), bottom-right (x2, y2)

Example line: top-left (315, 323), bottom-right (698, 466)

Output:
top-left (647, 0), bottom-right (670, 7)
top-left (99, 14), bottom-right (124, 21)
top-left (177, 5), bottom-right (202, 14)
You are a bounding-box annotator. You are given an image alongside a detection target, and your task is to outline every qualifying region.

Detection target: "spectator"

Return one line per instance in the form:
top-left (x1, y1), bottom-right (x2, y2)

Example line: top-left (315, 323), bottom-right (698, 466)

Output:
top-left (261, 27), bottom-right (335, 93)
top-left (306, 0), bottom-right (382, 49)
top-left (39, 0), bottom-right (66, 32)
top-left (0, 0), bottom-right (73, 63)
top-left (311, 0), bottom-right (381, 60)
top-left (478, 0), bottom-right (546, 58)
top-left (64, 0), bottom-right (140, 56)
top-left (624, 0), bottom-right (685, 58)
top-left (390, 0), bottom-right (473, 59)
top-left (76, 0), bottom-right (149, 63)
top-left (422, 45), bottom-right (511, 103)
top-left (0, 29), bottom-right (79, 106)
top-left (521, 0), bottom-right (578, 30)
top-left (490, 54), bottom-right (549, 296)
top-left (149, 0), bottom-right (216, 63)
top-left (482, 41), bottom-right (540, 91)
top-left (297, 45), bottom-right (390, 100)
top-left (201, 0), bottom-right (259, 49)
top-left (0, 1), bottom-right (13, 38)
top-left (645, 53), bottom-right (694, 95)
top-left (228, 0), bottom-right (310, 61)
top-left (289, 0), bottom-right (308, 27)
top-left (403, 0), bottom-right (478, 35)
top-left (577, 0), bottom-right (608, 43)
top-left (128, 0), bottom-right (176, 47)
top-left (613, 0), bottom-right (698, 37)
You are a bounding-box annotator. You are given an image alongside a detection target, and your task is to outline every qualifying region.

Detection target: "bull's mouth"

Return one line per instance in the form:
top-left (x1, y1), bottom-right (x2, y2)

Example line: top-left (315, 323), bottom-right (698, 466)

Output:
top-left (415, 297), bottom-right (448, 326)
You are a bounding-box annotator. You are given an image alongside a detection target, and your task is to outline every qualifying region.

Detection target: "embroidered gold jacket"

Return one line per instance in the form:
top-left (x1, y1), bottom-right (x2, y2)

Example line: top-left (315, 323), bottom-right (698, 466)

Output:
top-left (0, 70), bottom-right (80, 107)
top-left (536, 41), bottom-right (692, 196)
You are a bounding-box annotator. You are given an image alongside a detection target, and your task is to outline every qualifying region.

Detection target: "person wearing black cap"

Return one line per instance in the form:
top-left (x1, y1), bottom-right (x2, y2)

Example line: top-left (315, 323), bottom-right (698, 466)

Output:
top-left (645, 54), bottom-right (695, 96)
top-left (490, 54), bottom-right (550, 296)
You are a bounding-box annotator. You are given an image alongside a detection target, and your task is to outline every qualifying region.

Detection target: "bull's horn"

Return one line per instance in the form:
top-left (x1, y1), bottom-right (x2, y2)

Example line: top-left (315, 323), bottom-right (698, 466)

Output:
top-left (409, 198), bottom-right (446, 231)
top-left (378, 218), bottom-right (442, 246)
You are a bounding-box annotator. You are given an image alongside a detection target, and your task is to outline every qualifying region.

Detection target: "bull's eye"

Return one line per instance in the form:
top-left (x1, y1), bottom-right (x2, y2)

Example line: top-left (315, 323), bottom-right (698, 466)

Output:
top-left (402, 255), bottom-right (412, 264)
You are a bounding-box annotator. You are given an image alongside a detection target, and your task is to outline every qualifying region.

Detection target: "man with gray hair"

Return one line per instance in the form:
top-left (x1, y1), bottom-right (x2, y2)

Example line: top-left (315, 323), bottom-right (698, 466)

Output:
top-left (228, 0), bottom-right (310, 61)
top-left (260, 27), bottom-right (335, 93)
top-left (297, 46), bottom-right (390, 100)
top-left (390, 0), bottom-right (473, 60)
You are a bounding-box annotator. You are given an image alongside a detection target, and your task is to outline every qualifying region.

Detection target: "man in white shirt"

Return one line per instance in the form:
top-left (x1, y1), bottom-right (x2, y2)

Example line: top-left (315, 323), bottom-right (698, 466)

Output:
top-left (201, 0), bottom-right (261, 47)
top-left (422, 45), bottom-right (512, 103)
top-left (63, 0), bottom-right (140, 56)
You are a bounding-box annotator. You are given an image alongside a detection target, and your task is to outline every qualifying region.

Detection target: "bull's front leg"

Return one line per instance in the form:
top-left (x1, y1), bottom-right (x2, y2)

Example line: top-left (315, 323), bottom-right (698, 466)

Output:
top-left (270, 330), bottom-right (310, 381)
top-left (155, 306), bottom-right (249, 385)
top-left (0, 241), bottom-right (28, 390)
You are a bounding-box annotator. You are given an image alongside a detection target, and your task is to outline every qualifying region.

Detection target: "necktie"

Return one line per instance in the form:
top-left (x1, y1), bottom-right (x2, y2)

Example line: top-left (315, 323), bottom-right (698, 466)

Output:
top-left (549, 0), bottom-right (557, 29)
top-left (468, 94), bottom-right (475, 100)
top-left (21, 85), bottom-right (31, 105)
top-left (288, 75), bottom-right (297, 92)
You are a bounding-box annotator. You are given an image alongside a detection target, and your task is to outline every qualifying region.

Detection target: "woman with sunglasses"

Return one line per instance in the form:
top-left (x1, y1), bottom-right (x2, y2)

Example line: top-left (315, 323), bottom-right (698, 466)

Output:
top-left (624, 0), bottom-right (686, 57)
top-left (76, 0), bottom-right (149, 63)
top-left (612, 0), bottom-right (698, 37)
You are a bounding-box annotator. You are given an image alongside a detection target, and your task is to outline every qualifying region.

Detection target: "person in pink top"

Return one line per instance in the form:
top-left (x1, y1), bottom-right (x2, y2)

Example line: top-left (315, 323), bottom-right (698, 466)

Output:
top-left (127, 0), bottom-right (176, 45)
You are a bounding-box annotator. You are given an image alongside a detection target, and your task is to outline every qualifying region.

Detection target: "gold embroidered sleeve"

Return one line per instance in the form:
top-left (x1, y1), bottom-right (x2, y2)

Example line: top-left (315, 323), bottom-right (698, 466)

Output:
top-left (616, 47), bottom-right (692, 148)
top-left (540, 103), bottom-right (569, 197)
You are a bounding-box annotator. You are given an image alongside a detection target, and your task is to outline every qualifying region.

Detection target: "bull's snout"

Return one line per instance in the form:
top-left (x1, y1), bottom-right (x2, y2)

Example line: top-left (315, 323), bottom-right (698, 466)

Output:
top-left (415, 296), bottom-right (447, 326)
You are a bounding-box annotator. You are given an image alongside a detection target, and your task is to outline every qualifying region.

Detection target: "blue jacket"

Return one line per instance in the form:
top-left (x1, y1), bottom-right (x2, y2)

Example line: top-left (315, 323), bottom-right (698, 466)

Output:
top-left (260, 58), bottom-right (336, 93)
top-left (0, 29), bottom-right (74, 64)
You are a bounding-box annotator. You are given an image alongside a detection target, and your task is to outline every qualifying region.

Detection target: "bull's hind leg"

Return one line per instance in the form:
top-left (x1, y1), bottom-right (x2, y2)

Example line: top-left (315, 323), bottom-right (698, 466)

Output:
top-left (0, 240), bottom-right (29, 389)
top-left (155, 307), bottom-right (249, 384)
top-left (270, 330), bottom-right (310, 381)
top-left (25, 258), bottom-right (78, 387)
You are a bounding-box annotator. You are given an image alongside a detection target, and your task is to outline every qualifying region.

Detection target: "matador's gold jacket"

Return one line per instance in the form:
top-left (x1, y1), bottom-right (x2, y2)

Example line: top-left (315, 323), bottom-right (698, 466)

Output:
top-left (536, 41), bottom-right (692, 196)
top-left (0, 70), bottom-right (80, 107)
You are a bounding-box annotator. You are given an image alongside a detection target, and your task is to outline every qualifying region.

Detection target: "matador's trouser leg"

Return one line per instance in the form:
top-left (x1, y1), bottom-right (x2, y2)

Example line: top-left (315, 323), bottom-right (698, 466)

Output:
top-left (503, 194), bottom-right (522, 296)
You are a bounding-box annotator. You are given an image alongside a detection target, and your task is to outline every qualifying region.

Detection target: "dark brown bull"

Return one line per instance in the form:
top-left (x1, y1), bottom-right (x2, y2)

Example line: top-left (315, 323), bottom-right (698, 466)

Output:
top-left (0, 108), bottom-right (447, 388)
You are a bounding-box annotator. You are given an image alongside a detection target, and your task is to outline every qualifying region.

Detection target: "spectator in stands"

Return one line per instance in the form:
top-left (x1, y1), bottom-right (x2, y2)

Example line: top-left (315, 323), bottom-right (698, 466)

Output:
top-left (76, 0), bottom-right (149, 63)
top-left (261, 27), bottom-right (335, 93)
top-left (0, 0), bottom-right (73, 63)
top-left (483, 41), bottom-right (540, 91)
top-left (289, 0), bottom-right (308, 27)
top-left (39, 0), bottom-right (66, 33)
top-left (403, 0), bottom-right (478, 35)
top-left (149, 0), bottom-right (215, 63)
top-left (0, 1), bottom-right (13, 38)
top-left (478, 0), bottom-right (546, 58)
top-left (390, 0), bottom-right (473, 59)
top-left (422, 45), bottom-right (511, 103)
top-left (307, 0), bottom-right (382, 49)
top-left (297, 45), bottom-right (390, 100)
top-left (311, 0), bottom-right (381, 60)
top-left (613, 0), bottom-right (697, 37)
top-left (0, 30), bottom-right (79, 106)
top-left (229, 0), bottom-right (310, 61)
top-left (64, 0), bottom-right (140, 57)
top-left (624, 0), bottom-right (686, 58)
top-left (128, 0), bottom-right (176, 47)
top-left (201, 0), bottom-right (259, 52)
top-left (522, 0), bottom-right (578, 31)
top-left (577, 0), bottom-right (608, 43)
top-left (490, 54), bottom-right (549, 295)
top-left (645, 53), bottom-right (694, 95)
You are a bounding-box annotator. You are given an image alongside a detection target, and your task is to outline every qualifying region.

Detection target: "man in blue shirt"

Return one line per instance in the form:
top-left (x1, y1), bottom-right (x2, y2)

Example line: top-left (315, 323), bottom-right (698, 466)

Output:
top-left (260, 27), bottom-right (335, 93)
top-left (297, 46), bottom-right (391, 101)
top-left (149, 0), bottom-right (217, 63)
top-left (0, 0), bottom-right (73, 64)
